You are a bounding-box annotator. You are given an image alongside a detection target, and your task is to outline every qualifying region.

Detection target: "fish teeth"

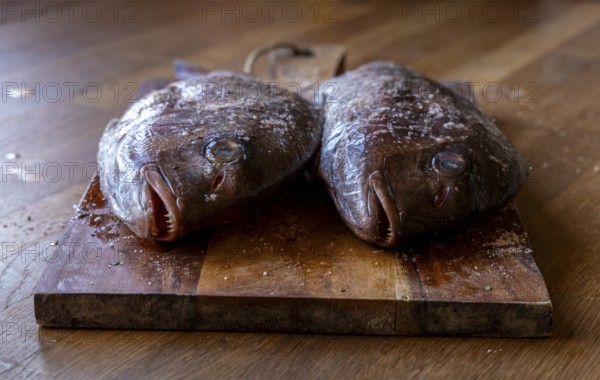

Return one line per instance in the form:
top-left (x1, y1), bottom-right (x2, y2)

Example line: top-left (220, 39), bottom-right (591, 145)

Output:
top-left (165, 211), bottom-right (175, 233)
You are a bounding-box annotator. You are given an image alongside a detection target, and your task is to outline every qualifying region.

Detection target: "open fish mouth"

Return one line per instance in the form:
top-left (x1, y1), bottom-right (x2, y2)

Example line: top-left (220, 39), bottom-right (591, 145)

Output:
top-left (368, 170), bottom-right (401, 247)
top-left (141, 164), bottom-right (183, 242)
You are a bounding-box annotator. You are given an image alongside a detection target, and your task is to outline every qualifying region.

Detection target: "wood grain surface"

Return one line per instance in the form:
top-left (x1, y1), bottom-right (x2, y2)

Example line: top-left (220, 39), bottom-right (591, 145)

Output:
top-left (1, 0), bottom-right (600, 378)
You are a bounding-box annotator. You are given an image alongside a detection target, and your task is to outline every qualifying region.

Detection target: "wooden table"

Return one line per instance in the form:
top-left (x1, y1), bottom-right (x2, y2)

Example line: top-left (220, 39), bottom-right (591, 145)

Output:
top-left (1, 0), bottom-right (599, 378)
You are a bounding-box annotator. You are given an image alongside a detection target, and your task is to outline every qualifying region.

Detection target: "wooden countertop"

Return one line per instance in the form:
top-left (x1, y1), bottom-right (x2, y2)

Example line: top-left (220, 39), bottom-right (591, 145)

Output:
top-left (1, 0), bottom-right (599, 378)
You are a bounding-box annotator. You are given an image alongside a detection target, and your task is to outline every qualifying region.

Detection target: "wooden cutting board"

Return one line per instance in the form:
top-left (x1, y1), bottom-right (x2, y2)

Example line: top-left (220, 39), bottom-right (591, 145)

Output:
top-left (34, 176), bottom-right (551, 337)
top-left (34, 44), bottom-right (551, 336)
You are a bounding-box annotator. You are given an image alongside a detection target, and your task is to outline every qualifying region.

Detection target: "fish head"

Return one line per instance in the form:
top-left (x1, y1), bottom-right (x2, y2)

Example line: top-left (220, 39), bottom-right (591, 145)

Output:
top-left (106, 123), bottom-right (298, 242)
top-left (137, 133), bottom-right (258, 242)
top-left (99, 75), bottom-right (319, 242)
top-left (361, 125), bottom-right (528, 247)
top-left (325, 122), bottom-right (528, 248)
top-left (319, 61), bottom-right (529, 248)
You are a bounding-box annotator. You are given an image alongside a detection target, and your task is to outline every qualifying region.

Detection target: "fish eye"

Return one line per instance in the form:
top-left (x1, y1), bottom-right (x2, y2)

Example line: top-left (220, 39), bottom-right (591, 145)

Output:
top-left (432, 151), bottom-right (466, 177)
top-left (205, 138), bottom-right (244, 163)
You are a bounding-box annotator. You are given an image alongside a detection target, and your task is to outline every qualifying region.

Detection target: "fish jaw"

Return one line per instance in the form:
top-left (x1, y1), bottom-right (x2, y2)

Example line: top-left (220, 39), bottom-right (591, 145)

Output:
top-left (366, 170), bottom-right (402, 247)
top-left (141, 164), bottom-right (183, 242)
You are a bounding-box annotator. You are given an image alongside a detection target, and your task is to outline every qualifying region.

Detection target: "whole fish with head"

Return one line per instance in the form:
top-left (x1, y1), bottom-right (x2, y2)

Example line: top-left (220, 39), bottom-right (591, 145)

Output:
top-left (318, 61), bottom-right (529, 247)
top-left (98, 67), bottom-right (321, 242)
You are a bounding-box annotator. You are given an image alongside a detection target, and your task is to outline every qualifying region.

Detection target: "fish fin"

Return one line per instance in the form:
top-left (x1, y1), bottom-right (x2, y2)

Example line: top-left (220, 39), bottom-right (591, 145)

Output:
top-left (439, 80), bottom-right (477, 105)
top-left (174, 59), bottom-right (207, 79)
